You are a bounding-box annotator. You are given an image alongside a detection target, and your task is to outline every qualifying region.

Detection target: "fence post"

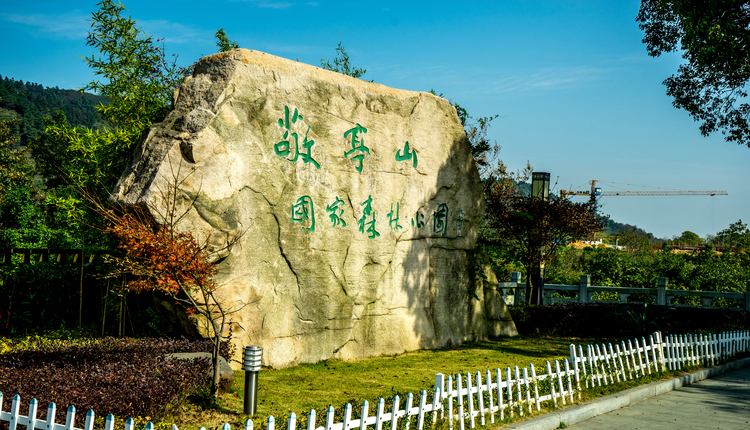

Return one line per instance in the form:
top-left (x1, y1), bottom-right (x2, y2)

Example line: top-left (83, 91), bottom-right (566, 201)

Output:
top-left (657, 278), bottom-right (668, 306)
top-left (512, 272), bottom-right (523, 305)
top-left (579, 275), bottom-right (590, 303)
top-left (435, 373), bottom-right (445, 401)
top-left (745, 282), bottom-right (750, 312)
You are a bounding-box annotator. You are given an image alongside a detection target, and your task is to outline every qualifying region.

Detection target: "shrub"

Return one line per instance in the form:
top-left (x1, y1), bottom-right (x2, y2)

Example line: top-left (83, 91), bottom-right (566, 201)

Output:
top-left (0, 337), bottom-right (215, 425)
top-left (509, 303), bottom-right (750, 338)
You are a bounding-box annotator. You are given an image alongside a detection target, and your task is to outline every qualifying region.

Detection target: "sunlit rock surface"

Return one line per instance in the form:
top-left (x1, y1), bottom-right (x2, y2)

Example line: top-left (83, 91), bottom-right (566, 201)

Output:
top-left (113, 49), bottom-right (516, 368)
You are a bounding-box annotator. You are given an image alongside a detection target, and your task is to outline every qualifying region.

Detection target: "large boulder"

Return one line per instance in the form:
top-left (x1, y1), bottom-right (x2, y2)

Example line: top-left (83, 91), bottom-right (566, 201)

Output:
top-left (113, 49), bottom-right (515, 369)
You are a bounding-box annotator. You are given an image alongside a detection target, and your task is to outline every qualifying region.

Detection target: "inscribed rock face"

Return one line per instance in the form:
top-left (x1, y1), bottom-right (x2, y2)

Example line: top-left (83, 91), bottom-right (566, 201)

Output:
top-left (113, 49), bottom-right (516, 368)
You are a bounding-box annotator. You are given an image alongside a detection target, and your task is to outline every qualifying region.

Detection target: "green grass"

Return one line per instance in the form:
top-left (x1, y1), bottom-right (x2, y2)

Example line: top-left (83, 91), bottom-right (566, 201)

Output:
top-left (167, 336), bottom-right (614, 429)
top-left (167, 336), bottom-right (726, 430)
top-left (2, 332), bottom-right (720, 430)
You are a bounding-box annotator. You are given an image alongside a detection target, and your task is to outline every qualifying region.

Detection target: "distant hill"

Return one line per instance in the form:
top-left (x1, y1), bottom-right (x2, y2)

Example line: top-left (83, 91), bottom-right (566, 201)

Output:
top-left (0, 75), bottom-right (108, 145)
top-left (603, 217), bottom-right (652, 238)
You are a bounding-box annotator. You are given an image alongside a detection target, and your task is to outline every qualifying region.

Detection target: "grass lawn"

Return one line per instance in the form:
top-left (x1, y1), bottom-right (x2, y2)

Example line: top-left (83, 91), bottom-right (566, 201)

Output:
top-left (1, 333), bottom-right (710, 430)
top-left (168, 335), bottom-right (616, 429)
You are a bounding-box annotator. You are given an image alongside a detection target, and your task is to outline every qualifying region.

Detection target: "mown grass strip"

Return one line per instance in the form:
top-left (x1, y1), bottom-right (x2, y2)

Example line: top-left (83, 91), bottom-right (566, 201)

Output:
top-left (169, 336), bottom-right (612, 429)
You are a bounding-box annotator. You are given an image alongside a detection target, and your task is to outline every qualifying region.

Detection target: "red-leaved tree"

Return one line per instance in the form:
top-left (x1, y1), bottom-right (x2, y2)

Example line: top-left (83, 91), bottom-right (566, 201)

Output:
top-left (107, 208), bottom-right (230, 397)
top-left (95, 161), bottom-right (242, 398)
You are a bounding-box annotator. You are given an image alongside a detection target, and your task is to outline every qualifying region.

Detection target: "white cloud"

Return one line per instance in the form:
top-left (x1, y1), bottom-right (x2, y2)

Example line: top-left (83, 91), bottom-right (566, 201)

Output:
top-left (231, 0), bottom-right (295, 9)
top-left (138, 19), bottom-right (207, 45)
top-left (2, 12), bottom-right (207, 47)
top-left (3, 11), bottom-right (90, 40)
top-left (490, 66), bottom-right (612, 93)
top-left (3, 11), bottom-right (210, 48)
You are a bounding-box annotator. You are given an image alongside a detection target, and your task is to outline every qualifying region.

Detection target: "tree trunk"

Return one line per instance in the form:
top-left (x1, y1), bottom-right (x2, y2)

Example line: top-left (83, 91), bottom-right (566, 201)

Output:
top-left (525, 264), bottom-right (534, 304)
top-left (210, 318), bottom-right (222, 397)
top-left (526, 263), bottom-right (544, 305)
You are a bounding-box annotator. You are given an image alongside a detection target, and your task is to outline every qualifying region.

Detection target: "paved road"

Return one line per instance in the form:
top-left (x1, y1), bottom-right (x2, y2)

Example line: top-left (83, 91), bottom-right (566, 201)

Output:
top-left (563, 366), bottom-right (750, 430)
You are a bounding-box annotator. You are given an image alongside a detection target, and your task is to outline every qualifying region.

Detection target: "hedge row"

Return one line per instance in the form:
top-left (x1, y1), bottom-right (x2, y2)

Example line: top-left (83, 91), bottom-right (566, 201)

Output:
top-left (509, 303), bottom-right (750, 338)
top-left (0, 337), bottom-right (216, 424)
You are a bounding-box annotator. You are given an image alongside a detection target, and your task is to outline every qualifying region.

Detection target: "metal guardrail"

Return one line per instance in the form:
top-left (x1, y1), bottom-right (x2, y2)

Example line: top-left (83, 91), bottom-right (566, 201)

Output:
top-left (498, 272), bottom-right (750, 311)
top-left (0, 248), bottom-right (91, 264)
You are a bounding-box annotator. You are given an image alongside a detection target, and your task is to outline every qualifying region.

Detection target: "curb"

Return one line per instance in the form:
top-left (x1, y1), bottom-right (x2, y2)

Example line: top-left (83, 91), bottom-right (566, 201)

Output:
top-left (501, 356), bottom-right (750, 430)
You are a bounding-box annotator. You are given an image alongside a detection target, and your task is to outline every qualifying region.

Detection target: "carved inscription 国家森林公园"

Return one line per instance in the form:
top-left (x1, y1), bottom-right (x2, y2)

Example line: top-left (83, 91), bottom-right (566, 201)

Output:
top-left (272, 106), bottom-right (464, 237)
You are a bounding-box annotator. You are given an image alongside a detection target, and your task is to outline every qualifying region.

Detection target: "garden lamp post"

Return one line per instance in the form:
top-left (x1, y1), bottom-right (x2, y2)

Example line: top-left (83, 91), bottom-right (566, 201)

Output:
top-left (531, 172), bottom-right (550, 201)
top-left (243, 346), bottom-right (263, 415)
top-left (530, 172), bottom-right (551, 305)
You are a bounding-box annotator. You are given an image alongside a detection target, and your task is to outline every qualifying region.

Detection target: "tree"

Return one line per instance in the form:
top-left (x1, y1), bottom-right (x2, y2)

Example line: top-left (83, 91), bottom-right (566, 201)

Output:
top-left (615, 227), bottom-right (653, 253)
top-left (677, 230), bottom-right (702, 245)
top-left (83, 0), bottom-right (189, 143)
top-left (29, 0), bottom-right (227, 246)
top-left (215, 29), bottom-right (239, 52)
top-left (0, 102), bottom-right (51, 248)
top-left (0, 110), bottom-right (30, 196)
top-left (637, 0), bottom-right (750, 147)
top-left (22, 1), bottom-right (250, 379)
top-left (320, 42), bottom-right (369, 80)
top-left (29, 0), bottom-right (192, 244)
top-left (484, 171), bottom-right (606, 304)
top-left (429, 90), bottom-right (500, 178)
top-left (714, 219), bottom-right (750, 252)
top-left (32, 2), bottom-right (238, 197)
top-left (91, 162), bottom-right (243, 397)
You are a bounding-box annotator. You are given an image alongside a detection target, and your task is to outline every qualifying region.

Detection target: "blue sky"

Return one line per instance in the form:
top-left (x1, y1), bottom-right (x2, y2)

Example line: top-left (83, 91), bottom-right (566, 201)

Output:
top-left (1, 0), bottom-right (747, 239)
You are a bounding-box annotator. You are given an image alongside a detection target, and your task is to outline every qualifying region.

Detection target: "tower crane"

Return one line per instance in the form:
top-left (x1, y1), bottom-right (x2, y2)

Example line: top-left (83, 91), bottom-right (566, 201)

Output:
top-left (560, 180), bottom-right (728, 199)
top-left (561, 180), bottom-right (728, 242)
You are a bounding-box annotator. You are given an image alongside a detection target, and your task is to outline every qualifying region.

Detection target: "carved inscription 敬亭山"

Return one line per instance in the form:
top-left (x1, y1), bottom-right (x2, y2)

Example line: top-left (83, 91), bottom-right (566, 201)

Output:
top-left (344, 124), bottom-right (370, 173)
top-left (395, 141), bottom-right (418, 168)
top-left (275, 106), bottom-right (320, 169)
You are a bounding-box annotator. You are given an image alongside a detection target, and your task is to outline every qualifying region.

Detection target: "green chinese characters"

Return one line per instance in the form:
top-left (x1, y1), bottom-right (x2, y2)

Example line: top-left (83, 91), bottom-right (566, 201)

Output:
top-left (326, 196), bottom-right (347, 228)
top-left (344, 123), bottom-right (370, 172)
top-left (433, 203), bottom-right (449, 237)
top-left (275, 106), bottom-right (320, 168)
top-left (358, 195), bottom-right (380, 239)
top-left (274, 106), bottom-right (425, 175)
top-left (388, 203), bottom-right (403, 231)
top-left (411, 211), bottom-right (425, 229)
top-left (273, 103), bottom-right (429, 175)
top-left (395, 141), bottom-right (418, 168)
top-left (291, 196), bottom-right (315, 231)
top-left (290, 196), bottom-right (463, 238)
top-left (409, 204), bottom-right (452, 236)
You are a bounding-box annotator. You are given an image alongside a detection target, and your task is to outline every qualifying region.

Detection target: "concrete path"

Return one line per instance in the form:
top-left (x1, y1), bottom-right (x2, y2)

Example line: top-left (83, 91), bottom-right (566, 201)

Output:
top-left (563, 365), bottom-right (750, 430)
top-left (504, 358), bottom-right (750, 430)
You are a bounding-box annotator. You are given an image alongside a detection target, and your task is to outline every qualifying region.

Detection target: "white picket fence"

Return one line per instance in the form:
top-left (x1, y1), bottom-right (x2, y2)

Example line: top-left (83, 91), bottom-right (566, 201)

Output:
top-left (2, 330), bottom-right (749, 430)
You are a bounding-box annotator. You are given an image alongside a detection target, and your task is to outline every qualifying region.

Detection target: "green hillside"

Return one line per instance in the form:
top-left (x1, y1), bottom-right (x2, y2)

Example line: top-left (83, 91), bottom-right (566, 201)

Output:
top-left (0, 75), bottom-right (108, 145)
top-left (603, 217), bottom-right (651, 237)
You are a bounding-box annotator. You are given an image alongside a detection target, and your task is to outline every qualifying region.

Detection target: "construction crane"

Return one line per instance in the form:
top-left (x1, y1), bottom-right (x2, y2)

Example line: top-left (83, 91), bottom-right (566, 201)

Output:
top-left (560, 180), bottom-right (728, 199)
